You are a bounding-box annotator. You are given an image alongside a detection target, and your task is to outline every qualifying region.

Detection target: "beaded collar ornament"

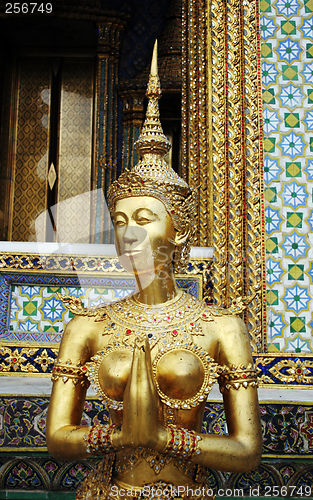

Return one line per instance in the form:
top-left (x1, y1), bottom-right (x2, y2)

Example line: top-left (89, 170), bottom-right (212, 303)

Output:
top-left (107, 40), bottom-right (197, 272)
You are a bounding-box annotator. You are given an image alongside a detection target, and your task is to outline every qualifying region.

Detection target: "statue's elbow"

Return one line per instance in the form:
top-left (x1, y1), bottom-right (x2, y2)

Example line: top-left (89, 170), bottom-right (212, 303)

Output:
top-left (242, 441), bottom-right (262, 472)
top-left (46, 430), bottom-right (61, 460)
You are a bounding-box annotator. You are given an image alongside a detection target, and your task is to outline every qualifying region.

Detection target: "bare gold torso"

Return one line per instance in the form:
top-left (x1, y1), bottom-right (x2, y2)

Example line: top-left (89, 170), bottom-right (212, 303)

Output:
top-left (81, 291), bottom-right (222, 486)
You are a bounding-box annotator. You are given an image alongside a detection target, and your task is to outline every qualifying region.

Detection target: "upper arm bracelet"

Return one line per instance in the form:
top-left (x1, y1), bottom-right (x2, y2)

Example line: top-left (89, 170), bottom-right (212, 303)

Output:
top-left (51, 359), bottom-right (90, 387)
top-left (218, 363), bottom-right (258, 393)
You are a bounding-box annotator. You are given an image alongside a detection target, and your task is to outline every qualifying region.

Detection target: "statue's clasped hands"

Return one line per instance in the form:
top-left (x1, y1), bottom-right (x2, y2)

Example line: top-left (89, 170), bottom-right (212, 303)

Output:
top-left (112, 336), bottom-right (167, 452)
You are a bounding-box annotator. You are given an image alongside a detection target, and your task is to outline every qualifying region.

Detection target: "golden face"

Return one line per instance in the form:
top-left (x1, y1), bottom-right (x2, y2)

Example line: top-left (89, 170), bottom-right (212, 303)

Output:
top-left (114, 196), bottom-right (176, 275)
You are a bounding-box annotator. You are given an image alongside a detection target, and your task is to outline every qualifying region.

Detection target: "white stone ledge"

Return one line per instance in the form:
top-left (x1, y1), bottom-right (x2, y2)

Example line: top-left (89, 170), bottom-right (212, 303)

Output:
top-left (0, 377), bottom-right (312, 402)
top-left (0, 242), bottom-right (213, 259)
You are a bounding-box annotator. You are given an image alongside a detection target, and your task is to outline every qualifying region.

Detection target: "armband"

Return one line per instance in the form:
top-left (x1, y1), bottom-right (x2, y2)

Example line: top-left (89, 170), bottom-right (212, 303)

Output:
top-left (51, 359), bottom-right (89, 386)
top-left (163, 425), bottom-right (202, 461)
top-left (84, 423), bottom-right (117, 455)
top-left (218, 363), bottom-right (258, 393)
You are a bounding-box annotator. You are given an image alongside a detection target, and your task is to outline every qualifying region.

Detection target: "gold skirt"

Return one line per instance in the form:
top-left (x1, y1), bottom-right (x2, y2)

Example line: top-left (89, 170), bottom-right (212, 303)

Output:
top-left (75, 455), bottom-right (215, 500)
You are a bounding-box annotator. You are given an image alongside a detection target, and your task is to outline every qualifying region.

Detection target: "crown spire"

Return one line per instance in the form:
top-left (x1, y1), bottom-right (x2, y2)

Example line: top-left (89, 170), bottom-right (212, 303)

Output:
top-left (133, 40), bottom-right (171, 158)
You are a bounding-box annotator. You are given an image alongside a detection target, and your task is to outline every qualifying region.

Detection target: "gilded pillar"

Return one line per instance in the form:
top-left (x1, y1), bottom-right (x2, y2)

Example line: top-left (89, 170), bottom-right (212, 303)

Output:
top-left (182, 0), bottom-right (210, 248)
top-left (93, 20), bottom-right (126, 244)
top-left (183, 0), bottom-right (266, 350)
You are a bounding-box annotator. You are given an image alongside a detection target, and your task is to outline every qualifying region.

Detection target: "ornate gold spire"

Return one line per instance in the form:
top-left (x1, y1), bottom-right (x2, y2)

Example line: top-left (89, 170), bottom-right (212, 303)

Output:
top-left (107, 40), bottom-right (197, 272)
top-left (133, 40), bottom-right (171, 158)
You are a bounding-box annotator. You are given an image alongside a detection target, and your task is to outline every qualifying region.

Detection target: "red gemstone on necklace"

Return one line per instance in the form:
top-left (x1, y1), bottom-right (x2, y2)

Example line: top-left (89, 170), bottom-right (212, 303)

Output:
top-left (126, 329), bottom-right (131, 335)
top-left (190, 323), bottom-right (194, 326)
top-left (296, 368), bottom-right (302, 374)
top-left (173, 330), bottom-right (178, 336)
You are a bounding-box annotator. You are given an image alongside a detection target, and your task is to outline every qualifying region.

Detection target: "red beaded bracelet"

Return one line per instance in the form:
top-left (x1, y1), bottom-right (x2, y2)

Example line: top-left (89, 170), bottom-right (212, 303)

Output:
top-left (84, 423), bottom-right (116, 455)
top-left (164, 425), bottom-right (202, 460)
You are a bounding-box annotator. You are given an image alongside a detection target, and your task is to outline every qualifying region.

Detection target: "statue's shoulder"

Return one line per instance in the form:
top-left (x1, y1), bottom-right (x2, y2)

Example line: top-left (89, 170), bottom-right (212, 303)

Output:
top-left (57, 293), bottom-right (112, 323)
top-left (198, 295), bottom-right (257, 354)
top-left (196, 295), bottom-right (250, 324)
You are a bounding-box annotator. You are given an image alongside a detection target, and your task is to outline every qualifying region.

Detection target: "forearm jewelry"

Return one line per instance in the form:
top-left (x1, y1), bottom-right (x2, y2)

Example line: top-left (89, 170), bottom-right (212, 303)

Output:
top-left (164, 425), bottom-right (202, 460)
top-left (84, 423), bottom-right (117, 455)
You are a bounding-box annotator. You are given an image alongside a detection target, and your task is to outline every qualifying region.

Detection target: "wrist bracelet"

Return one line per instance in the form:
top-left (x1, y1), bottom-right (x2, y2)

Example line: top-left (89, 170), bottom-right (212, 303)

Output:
top-left (84, 423), bottom-right (117, 455)
top-left (164, 425), bottom-right (202, 460)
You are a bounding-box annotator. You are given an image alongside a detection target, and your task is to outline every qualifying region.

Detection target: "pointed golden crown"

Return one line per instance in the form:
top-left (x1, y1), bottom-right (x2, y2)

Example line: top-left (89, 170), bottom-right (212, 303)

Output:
top-left (107, 40), bottom-right (196, 271)
top-left (133, 40), bottom-right (171, 158)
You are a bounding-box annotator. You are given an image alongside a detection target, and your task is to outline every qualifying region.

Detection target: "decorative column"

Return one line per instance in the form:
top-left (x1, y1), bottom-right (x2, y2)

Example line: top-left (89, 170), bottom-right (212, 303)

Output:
top-left (182, 0), bottom-right (210, 248)
top-left (182, 0), bottom-right (266, 350)
top-left (93, 19), bottom-right (126, 244)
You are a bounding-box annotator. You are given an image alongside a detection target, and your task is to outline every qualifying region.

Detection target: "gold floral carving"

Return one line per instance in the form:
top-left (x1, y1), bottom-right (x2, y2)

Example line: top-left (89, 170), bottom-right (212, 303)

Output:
top-left (268, 359), bottom-right (313, 385)
top-left (34, 349), bottom-right (55, 373)
top-left (0, 346), bottom-right (57, 373)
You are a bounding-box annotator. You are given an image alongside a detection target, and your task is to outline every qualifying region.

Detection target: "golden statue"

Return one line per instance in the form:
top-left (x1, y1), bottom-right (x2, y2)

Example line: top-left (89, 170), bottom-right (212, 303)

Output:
top-left (46, 41), bottom-right (262, 500)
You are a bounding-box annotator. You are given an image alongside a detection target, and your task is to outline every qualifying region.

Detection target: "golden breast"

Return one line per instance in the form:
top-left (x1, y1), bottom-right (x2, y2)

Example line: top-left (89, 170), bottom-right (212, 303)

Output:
top-left (155, 350), bottom-right (204, 400)
top-left (98, 351), bottom-right (133, 401)
top-left (97, 349), bottom-right (204, 403)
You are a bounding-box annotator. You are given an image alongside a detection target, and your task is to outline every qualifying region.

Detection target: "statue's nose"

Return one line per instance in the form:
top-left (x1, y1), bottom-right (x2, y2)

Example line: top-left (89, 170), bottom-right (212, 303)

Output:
top-left (123, 225), bottom-right (147, 245)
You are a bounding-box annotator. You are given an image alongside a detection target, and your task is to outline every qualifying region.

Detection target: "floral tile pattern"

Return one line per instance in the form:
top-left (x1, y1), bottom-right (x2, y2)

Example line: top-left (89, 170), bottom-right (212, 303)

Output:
top-left (261, 0), bottom-right (313, 351)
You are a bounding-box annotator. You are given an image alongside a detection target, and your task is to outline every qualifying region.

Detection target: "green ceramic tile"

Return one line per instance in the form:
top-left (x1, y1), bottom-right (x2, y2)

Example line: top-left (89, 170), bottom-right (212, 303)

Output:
top-left (307, 43), bottom-right (313, 58)
top-left (290, 316), bottom-right (306, 333)
top-left (281, 20), bottom-right (296, 35)
top-left (284, 112), bottom-right (300, 128)
top-left (265, 187), bottom-right (277, 202)
top-left (288, 264), bottom-right (304, 281)
top-left (267, 289), bottom-right (279, 305)
top-left (260, 0), bottom-right (271, 11)
top-left (263, 88), bottom-right (276, 104)
top-left (282, 65), bottom-right (298, 81)
top-left (266, 237), bottom-right (279, 254)
top-left (287, 212), bottom-right (303, 228)
top-left (261, 43), bottom-right (273, 58)
top-left (305, 0), bottom-right (313, 13)
top-left (286, 161), bottom-right (302, 177)
top-left (263, 137), bottom-right (276, 153)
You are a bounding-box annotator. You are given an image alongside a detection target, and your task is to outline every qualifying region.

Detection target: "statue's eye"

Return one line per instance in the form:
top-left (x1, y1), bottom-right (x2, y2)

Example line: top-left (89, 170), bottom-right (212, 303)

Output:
top-left (136, 216), bottom-right (151, 224)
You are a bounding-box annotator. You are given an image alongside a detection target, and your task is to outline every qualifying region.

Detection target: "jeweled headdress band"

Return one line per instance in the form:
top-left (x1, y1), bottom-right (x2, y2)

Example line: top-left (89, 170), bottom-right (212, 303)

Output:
top-left (107, 40), bottom-right (197, 270)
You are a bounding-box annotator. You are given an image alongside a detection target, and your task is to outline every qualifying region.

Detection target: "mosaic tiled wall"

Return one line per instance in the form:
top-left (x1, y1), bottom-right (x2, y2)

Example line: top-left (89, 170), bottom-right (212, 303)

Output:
top-left (1, 398), bottom-right (313, 494)
top-left (261, 0), bottom-right (313, 352)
